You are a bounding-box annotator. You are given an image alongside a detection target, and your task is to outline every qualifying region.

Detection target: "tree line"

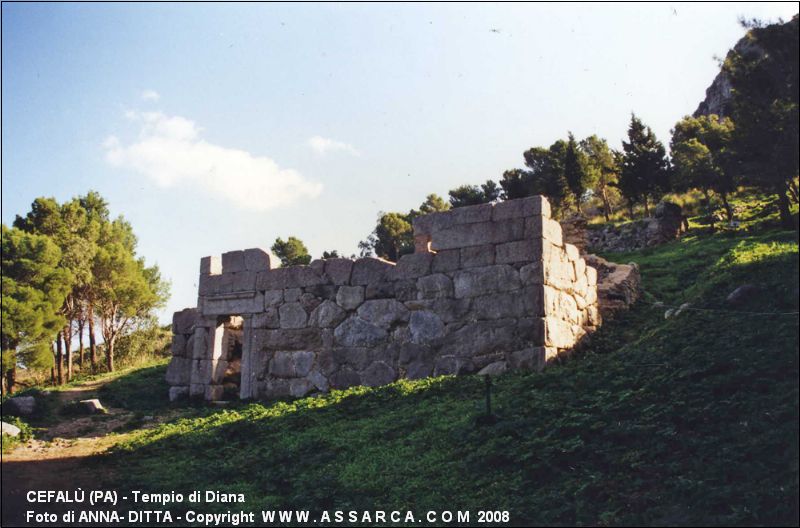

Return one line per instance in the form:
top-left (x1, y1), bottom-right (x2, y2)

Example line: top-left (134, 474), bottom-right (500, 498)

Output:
top-left (355, 17), bottom-right (797, 261)
top-left (2, 192), bottom-right (169, 394)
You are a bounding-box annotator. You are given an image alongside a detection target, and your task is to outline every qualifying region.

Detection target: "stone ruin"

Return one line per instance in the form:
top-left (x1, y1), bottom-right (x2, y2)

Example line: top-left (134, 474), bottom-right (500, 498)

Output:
top-left (166, 195), bottom-right (608, 402)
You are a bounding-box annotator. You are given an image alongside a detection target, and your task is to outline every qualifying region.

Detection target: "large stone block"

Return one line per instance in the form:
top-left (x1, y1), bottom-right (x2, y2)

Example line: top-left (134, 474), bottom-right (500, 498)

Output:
top-left (166, 357), bottom-right (192, 385)
top-left (434, 356), bottom-right (473, 376)
top-left (244, 248), bottom-right (271, 271)
top-left (336, 285), bottom-right (365, 310)
top-left (191, 327), bottom-right (211, 359)
top-left (460, 244), bottom-right (495, 268)
top-left (173, 308), bottom-right (200, 334)
top-left (365, 281), bottom-right (395, 300)
top-left (169, 386), bottom-right (189, 402)
top-left (221, 250), bottom-right (246, 273)
top-left (409, 311), bottom-right (445, 344)
top-left (202, 292), bottom-right (264, 315)
top-left (417, 273), bottom-right (453, 299)
top-left (334, 317), bottom-right (388, 347)
top-left (332, 346), bottom-right (373, 370)
top-left (252, 308), bottom-right (280, 329)
top-left (330, 367), bottom-right (361, 389)
top-left (495, 240), bottom-right (536, 264)
top-left (508, 347), bottom-right (546, 372)
top-left (216, 270), bottom-right (256, 293)
top-left (412, 202), bottom-right (492, 235)
top-left (544, 317), bottom-right (577, 349)
top-left (170, 334), bottom-right (188, 357)
top-left (257, 266), bottom-right (326, 290)
top-left (453, 264), bottom-right (521, 299)
top-left (390, 253), bottom-right (433, 280)
top-left (309, 300), bottom-right (347, 328)
top-left (350, 257), bottom-right (394, 285)
top-left (429, 219), bottom-right (525, 251)
top-left (252, 328), bottom-right (323, 351)
top-left (362, 362), bottom-right (396, 387)
top-left (357, 299), bottom-right (410, 329)
top-left (541, 218), bottom-right (564, 246)
top-left (439, 319), bottom-right (517, 358)
top-left (269, 350), bottom-right (315, 378)
top-left (432, 249), bottom-right (459, 273)
top-left (543, 285), bottom-right (579, 323)
top-left (472, 288), bottom-right (540, 320)
top-left (520, 262), bottom-right (544, 284)
top-left (264, 289), bottom-right (283, 307)
top-left (323, 258), bottom-right (353, 285)
top-left (492, 195), bottom-right (550, 221)
top-left (279, 302), bottom-right (308, 329)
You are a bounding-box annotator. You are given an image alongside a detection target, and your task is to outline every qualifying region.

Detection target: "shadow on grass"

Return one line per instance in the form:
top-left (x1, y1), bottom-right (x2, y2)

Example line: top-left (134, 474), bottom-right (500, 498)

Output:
top-left (96, 362), bottom-right (171, 413)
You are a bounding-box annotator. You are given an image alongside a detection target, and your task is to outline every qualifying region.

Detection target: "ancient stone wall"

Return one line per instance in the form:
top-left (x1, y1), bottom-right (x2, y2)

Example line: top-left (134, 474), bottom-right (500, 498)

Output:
top-left (166, 196), bottom-right (600, 402)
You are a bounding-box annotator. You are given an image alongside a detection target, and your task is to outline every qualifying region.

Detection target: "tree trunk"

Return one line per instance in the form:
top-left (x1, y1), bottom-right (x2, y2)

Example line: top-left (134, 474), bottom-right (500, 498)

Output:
top-left (56, 333), bottom-right (64, 385)
top-left (50, 365), bottom-right (55, 385)
top-left (601, 188), bottom-right (612, 221)
top-left (776, 188), bottom-right (794, 230)
top-left (5, 364), bottom-right (16, 395)
top-left (702, 188), bottom-right (715, 232)
top-left (643, 198), bottom-right (650, 218)
top-left (64, 325), bottom-right (73, 381)
top-left (88, 305), bottom-right (97, 372)
top-left (720, 192), bottom-right (734, 224)
top-left (106, 338), bottom-right (115, 373)
top-left (78, 319), bottom-right (85, 369)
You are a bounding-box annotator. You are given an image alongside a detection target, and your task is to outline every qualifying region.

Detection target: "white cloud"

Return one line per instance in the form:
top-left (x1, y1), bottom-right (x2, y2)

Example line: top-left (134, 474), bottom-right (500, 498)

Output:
top-left (104, 111), bottom-right (323, 210)
top-left (141, 89), bottom-right (160, 102)
top-left (308, 135), bottom-right (360, 156)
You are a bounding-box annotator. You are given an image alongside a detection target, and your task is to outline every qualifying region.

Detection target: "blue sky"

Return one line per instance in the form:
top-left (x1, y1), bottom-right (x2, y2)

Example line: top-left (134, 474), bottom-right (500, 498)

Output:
top-left (2, 3), bottom-right (797, 321)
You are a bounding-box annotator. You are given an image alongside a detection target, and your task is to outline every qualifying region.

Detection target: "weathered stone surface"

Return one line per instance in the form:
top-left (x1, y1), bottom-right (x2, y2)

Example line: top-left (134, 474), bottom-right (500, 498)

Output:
top-left (477, 361), bottom-right (507, 376)
top-left (191, 327), bottom-right (211, 359)
top-left (333, 346), bottom-right (373, 370)
top-left (362, 362), bottom-right (396, 387)
top-left (324, 258), bottom-right (353, 285)
top-left (2, 396), bottom-right (35, 417)
top-left (202, 291), bottom-right (263, 315)
top-left (1, 421), bottom-right (21, 437)
top-left (430, 219), bottom-right (525, 251)
top-left (270, 351), bottom-right (315, 378)
top-left (170, 334), bottom-right (188, 357)
top-left (434, 356), bottom-right (472, 376)
top-left (520, 262), bottom-right (544, 284)
top-left (544, 317), bottom-right (576, 349)
top-left (365, 281), bottom-right (395, 300)
top-left (279, 303), bottom-right (308, 329)
top-left (460, 244), bottom-right (495, 268)
top-left (417, 273), bottom-right (453, 299)
top-left (284, 288), bottom-right (302, 302)
top-left (406, 361), bottom-right (433, 380)
top-left (336, 285), bottom-right (365, 310)
top-left (205, 385), bottom-right (225, 401)
top-left (508, 348), bottom-right (545, 371)
top-left (564, 243), bottom-right (580, 262)
top-left (357, 299), bottom-right (409, 328)
top-left (252, 308), bottom-right (280, 329)
top-left (78, 399), bottom-right (106, 415)
top-left (390, 253), bottom-right (433, 280)
top-left (166, 357), bottom-right (191, 385)
top-left (289, 379), bottom-right (313, 398)
top-left (492, 195), bottom-right (550, 220)
top-left (173, 308), bottom-right (200, 334)
top-left (393, 280), bottom-right (418, 302)
top-left (432, 249), bottom-right (460, 273)
top-left (409, 311), bottom-right (445, 344)
top-left (541, 218), bottom-right (564, 246)
top-left (253, 328), bottom-right (323, 351)
top-left (222, 250), bottom-right (246, 273)
top-left (244, 248), bottom-right (271, 271)
top-left (440, 319), bottom-right (517, 358)
top-left (334, 317), bottom-right (388, 347)
top-left (453, 265), bottom-right (521, 298)
top-left (309, 300), bottom-right (347, 328)
top-left (472, 289), bottom-right (539, 320)
top-left (350, 257), bottom-right (394, 285)
top-left (495, 240), bottom-right (535, 264)
top-left (169, 386), bottom-right (189, 402)
top-left (298, 292), bottom-right (323, 313)
top-left (257, 266), bottom-right (325, 290)
top-left (330, 367), bottom-right (361, 389)
top-left (309, 371), bottom-right (329, 392)
top-left (264, 289), bottom-right (283, 307)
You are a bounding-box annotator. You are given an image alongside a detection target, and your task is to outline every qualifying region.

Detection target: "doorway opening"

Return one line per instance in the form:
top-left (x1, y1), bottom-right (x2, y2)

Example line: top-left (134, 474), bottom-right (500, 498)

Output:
top-left (218, 315), bottom-right (243, 399)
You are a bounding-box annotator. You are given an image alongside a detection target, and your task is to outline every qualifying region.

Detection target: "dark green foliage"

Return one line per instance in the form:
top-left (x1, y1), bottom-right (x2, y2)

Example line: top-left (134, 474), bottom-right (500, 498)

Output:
top-left (97, 361), bottom-right (171, 413)
top-left (724, 16), bottom-right (799, 228)
top-left (501, 140), bottom-right (572, 216)
top-left (563, 132), bottom-right (595, 213)
top-left (271, 236), bottom-right (312, 267)
top-left (618, 114), bottom-right (671, 216)
top-left (108, 220), bottom-right (798, 525)
top-left (448, 180), bottom-right (500, 208)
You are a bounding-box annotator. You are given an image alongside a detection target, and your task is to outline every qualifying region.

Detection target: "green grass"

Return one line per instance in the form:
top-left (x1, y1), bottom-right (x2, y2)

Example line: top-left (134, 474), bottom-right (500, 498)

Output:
top-left (1, 416), bottom-right (34, 453)
top-left (100, 224), bottom-right (798, 526)
top-left (96, 359), bottom-right (172, 413)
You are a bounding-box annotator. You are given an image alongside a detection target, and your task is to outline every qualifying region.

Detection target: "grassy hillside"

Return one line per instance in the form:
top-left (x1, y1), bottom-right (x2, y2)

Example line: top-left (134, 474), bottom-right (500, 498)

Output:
top-left (105, 221), bottom-right (798, 525)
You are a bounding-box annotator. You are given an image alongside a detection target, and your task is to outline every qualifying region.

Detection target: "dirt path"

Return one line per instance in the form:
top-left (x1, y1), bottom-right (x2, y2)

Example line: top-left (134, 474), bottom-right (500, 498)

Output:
top-left (1, 381), bottom-right (137, 526)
